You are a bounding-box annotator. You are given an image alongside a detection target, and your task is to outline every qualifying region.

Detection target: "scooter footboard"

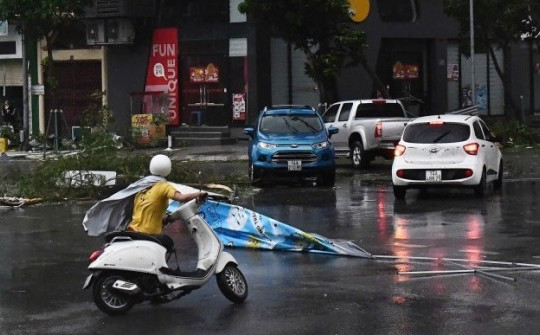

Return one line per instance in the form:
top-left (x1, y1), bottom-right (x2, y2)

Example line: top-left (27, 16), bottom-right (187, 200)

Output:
top-left (216, 252), bottom-right (238, 273)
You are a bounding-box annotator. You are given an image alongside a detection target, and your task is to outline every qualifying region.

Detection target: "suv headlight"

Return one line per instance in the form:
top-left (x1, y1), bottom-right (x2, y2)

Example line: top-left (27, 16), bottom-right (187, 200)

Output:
top-left (313, 141), bottom-right (329, 149)
top-left (258, 142), bottom-right (277, 150)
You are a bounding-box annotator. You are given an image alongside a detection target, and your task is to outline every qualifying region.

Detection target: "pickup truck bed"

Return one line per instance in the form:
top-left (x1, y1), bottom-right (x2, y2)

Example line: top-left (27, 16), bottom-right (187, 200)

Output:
top-left (322, 99), bottom-right (412, 168)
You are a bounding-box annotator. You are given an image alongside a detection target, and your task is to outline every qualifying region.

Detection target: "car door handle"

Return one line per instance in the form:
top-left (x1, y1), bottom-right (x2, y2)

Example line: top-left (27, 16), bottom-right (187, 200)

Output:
top-left (342, 124), bottom-right (347, 128)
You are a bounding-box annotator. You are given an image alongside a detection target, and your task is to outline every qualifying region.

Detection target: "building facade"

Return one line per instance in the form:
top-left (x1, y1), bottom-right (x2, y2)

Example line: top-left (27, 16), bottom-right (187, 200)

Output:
top-left (60, 0), bottom-right (539, 139)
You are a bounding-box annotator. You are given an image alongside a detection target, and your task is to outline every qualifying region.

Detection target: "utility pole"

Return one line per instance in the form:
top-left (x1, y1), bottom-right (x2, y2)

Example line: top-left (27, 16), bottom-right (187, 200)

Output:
top-left (469, 0), bottom-right (475, 106)
top-left (21, 31), bottom-right (29, 150)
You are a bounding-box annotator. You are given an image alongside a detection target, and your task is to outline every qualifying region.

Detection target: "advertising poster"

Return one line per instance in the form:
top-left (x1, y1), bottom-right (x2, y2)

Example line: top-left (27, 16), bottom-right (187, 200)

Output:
top-left (232, 93), bottom-right (246, 121)
top-left (131, 114), bottom-right (166, 147)
top-left (189, 63), bottom-right (220, 83)
top-left (145, 28), bottom-right (179, 126)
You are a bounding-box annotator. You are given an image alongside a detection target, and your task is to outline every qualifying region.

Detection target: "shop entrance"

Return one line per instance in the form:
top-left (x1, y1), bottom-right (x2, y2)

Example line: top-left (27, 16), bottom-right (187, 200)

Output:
top-left (180, 54), bottom-right (228, 126)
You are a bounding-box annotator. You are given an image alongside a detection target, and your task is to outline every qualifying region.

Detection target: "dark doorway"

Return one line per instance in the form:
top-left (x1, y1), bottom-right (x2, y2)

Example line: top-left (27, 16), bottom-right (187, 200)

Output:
top-left (45, 60), bottom-right (102, 132)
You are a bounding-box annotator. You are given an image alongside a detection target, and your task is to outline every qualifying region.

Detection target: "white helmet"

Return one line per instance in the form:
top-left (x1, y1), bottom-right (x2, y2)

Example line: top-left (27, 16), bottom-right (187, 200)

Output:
top-left (149, 154), bottom-right (172, 177)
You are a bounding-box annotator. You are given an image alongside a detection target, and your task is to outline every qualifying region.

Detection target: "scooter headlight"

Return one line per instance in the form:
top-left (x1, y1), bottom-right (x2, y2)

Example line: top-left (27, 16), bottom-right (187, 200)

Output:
top-left (313, 141), bottom-right (329, 149)
top-left (258, 142), bottom-right (277, 150)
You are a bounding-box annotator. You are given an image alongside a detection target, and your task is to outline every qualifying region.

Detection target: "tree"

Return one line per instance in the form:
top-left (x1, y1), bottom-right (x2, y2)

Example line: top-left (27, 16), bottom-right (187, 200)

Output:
top-left (238, 0), bottom-right (388, 104)
top-left (443, 0), bottom-right (540, 119)
top-left (0, 0), bottom-right (90, 94)
top-left (0, 0), bottom-right (91, 147)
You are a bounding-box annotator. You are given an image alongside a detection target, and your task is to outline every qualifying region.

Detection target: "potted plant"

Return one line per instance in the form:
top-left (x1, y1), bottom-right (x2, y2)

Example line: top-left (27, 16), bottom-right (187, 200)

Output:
top-left (0, 126), bottom-right (16, 152)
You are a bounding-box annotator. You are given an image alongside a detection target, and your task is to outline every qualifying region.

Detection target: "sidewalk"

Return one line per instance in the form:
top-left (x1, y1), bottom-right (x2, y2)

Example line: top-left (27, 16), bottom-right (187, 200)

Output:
top-left (0, 140), bottom-right (250, 162)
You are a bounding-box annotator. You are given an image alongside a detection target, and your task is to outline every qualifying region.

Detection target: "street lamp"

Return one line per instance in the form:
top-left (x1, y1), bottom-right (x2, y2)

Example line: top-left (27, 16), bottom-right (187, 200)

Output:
top-left (470, 0), bottom-right (475, 106)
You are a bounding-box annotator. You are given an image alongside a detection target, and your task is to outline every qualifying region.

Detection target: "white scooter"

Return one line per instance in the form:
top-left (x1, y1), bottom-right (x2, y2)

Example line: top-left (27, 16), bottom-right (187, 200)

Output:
top-left (82, 198), bottom-right (248, 315)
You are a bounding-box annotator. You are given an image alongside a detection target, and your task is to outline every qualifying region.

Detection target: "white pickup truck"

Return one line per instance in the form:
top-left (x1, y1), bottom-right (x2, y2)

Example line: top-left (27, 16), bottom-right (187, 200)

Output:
top-left (322, 99), bottom-right (413, 168)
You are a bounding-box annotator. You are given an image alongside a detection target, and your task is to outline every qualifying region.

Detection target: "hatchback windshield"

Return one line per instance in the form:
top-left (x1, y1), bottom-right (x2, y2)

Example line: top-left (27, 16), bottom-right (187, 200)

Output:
top-left (403, 122), bottom-right (470, 143)
top-left (259, 114), bottom-right (324, 134)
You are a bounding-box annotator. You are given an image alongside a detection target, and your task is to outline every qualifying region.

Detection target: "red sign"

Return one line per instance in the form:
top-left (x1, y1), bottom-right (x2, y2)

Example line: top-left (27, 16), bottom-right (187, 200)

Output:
top-left (145, 28), bottom-right (179, 126)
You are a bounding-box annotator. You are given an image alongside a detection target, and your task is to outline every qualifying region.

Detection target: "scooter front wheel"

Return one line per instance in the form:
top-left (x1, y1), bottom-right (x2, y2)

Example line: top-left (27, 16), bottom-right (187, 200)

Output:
top-left (93, 272), bottom-right (135, 315)
top-left (216, 264), bottom-right (248, 303)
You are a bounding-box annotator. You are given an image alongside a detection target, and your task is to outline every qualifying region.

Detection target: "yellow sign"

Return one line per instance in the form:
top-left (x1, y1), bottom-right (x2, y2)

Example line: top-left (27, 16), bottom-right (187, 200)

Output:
top-left (348, 0), bottom-right (370, 22)
top-left (131, 114), bottom-right (166, 147)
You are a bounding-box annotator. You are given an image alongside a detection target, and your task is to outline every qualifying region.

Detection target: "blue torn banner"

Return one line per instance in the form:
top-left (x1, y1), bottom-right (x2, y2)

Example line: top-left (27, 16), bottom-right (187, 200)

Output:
top-left (167, 200), bottom-right (372, 258)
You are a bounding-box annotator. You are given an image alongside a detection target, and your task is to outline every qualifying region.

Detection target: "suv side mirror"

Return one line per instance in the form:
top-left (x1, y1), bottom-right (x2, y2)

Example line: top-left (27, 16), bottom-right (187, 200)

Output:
top-left (243, 127), bottom-right (254, 138)
top-left (328, 126), bottom-right (339, 138)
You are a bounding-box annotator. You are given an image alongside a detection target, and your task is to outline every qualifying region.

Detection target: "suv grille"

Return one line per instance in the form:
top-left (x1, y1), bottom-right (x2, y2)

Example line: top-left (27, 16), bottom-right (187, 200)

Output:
top-left (271, 151), bottom-right (317, 164)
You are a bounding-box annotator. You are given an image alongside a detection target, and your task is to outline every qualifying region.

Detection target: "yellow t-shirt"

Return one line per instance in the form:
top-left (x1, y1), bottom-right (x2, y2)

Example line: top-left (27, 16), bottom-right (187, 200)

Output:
top-left (128, 182), bottom-right (178, 234)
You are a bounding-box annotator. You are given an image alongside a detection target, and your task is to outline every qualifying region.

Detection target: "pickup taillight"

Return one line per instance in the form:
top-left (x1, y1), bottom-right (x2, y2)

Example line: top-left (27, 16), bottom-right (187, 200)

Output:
top-left (375, 122), bottom-right (383, 138)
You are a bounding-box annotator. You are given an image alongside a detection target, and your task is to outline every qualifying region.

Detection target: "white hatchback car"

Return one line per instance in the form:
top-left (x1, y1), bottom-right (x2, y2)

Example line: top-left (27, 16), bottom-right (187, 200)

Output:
top-left (392, 114), bottom-right (503, 199)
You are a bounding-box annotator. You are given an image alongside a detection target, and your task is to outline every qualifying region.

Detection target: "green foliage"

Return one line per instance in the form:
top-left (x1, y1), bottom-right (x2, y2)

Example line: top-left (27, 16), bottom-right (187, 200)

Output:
top-left (79, 91), bottom-right (114, 131)
top-left (0, 0), bottom-right (91, 41)
top-left (0, 126), bottom-right (16, 141)
top-left (443, 0), bottom-right (540, 52)
top-left (488, 120), bottom-right (540, 146)
top-left (12, 134), bottom-right (249, 200)
top-left (238, 0), bottom-right (367, 102)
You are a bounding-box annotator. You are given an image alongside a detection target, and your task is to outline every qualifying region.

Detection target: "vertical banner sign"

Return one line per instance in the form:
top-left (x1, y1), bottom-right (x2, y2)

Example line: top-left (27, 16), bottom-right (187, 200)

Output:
top-left (145, 28), bottom-right (179, 126)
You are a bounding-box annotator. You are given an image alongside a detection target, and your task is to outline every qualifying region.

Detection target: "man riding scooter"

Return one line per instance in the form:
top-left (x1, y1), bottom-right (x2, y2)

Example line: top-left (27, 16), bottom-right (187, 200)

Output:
top-left (126, 154), bottom-right (207, 250)
top-left (83, 154), bottom-right (207, 238)
top-left (82, 155), bottom-right (248, 315)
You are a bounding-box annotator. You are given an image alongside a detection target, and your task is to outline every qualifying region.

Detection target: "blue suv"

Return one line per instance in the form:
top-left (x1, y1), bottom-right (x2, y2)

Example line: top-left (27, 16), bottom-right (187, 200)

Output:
top-left (243, 105), bottom-right (338, 186)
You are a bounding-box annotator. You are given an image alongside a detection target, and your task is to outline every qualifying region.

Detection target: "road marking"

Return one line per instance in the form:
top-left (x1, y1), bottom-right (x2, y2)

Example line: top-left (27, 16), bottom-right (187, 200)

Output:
top-left (459, 249), bottom-right (499, 255)
top-left (390, 242), bottom-right (427, 248)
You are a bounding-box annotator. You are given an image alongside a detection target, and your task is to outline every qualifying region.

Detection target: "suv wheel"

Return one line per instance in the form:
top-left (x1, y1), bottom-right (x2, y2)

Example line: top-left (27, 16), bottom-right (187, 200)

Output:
top-left (317, 170), bottom-right (335, 187)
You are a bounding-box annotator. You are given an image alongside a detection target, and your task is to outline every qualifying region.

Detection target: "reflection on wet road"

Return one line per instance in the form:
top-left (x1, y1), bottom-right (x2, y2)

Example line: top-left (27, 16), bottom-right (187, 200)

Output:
top-left (2, 164), bottom-right (540, 333)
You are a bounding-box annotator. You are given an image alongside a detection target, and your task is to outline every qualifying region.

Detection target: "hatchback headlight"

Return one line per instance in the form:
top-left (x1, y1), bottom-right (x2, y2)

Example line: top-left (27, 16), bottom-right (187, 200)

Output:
top-left (258, 142), bottom-right (277, 150)
top-left (313, 141), bottom-right (329, 149)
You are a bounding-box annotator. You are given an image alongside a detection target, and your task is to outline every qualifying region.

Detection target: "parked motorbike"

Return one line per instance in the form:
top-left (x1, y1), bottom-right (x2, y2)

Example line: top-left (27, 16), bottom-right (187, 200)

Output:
top-left (82, 198), bottom-right (248, 315)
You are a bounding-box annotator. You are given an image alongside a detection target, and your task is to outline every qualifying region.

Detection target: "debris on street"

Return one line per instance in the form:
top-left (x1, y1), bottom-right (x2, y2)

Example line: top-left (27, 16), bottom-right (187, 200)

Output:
top-left (167, 199), bottom-right (374, 258)
top-left (0, 196), bottom-right (43, 207)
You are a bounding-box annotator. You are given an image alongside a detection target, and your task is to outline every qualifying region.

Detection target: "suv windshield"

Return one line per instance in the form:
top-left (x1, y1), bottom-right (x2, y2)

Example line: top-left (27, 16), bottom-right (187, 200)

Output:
top-left (403, 123), bottom-right (470, 143)
top-left (260, 114), bottom-right (323, 134)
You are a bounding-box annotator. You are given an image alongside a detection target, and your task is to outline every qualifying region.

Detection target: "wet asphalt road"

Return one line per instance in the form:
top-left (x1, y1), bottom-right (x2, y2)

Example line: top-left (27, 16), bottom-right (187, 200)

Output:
top-left (2, 159), bottom-right (540, 334)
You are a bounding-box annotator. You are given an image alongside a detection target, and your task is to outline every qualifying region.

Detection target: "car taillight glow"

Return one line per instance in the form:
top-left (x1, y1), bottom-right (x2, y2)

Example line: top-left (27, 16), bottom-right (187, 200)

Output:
top-left (89, 249), bottom-right (104, 262)
top-left (372, 99), bottom-right (386, 105)
top-left (465, 169), bottom-right (473, 177)
top-left (394, 144), bottom-right (406, 156)
top-left (463, 143), bottom-right (479, 155)
top-left (396, 169), bottom-right (405, 178)
top-left (429, 121), bottom-right (444, 126)
top-left (375, 122), bottom-right (383, 138)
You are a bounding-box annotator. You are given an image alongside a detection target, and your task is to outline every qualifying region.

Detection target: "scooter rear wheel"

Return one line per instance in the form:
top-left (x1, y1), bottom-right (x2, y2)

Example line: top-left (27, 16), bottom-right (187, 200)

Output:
top-left (93, 272), bottom-right (135, 315)
top-left (216, 264), bottom-right (248, 303)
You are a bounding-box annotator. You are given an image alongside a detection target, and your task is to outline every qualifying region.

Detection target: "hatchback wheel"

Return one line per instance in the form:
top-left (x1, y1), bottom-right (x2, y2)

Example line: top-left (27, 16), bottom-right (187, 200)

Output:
top-left (494, 161), bottom-right (503, 190)
top-left (474, 168), bottom-right (487, 197)
top-left (393, 186), bottom-right (407, 200)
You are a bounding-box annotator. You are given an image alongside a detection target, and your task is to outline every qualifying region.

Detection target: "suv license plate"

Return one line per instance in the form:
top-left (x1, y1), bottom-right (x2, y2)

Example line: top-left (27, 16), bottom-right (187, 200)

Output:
top-left (426, 170), bottom-right (442, 182)
top-left (288, 160), bottom-right (302, 171)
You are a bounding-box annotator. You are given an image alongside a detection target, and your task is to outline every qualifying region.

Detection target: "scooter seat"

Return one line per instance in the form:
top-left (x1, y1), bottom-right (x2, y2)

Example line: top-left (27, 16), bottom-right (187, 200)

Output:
top-left (105, 231), bottom-right (175, 253)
